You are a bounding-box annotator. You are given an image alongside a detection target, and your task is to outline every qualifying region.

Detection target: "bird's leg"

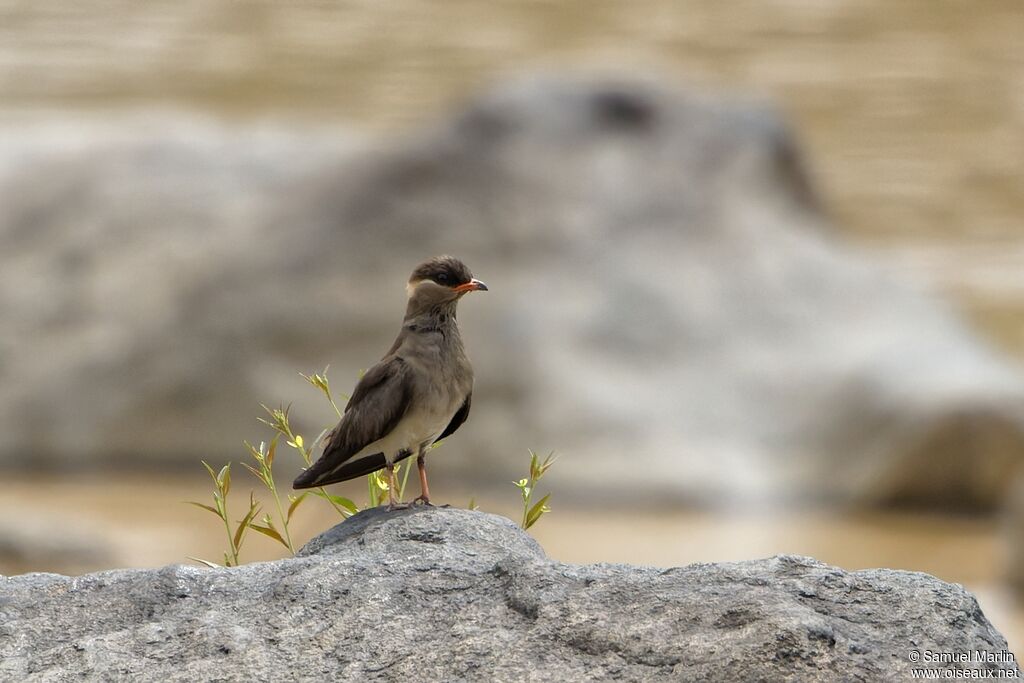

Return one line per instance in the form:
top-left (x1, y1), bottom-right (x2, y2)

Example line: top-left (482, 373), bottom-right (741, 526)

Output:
top-left (411, 451), bottom-right (432, 506)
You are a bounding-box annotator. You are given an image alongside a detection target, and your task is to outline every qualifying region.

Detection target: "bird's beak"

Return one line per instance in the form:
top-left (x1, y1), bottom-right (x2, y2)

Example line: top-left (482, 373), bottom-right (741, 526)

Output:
top-left (453, 278), bottom-right (488, 294)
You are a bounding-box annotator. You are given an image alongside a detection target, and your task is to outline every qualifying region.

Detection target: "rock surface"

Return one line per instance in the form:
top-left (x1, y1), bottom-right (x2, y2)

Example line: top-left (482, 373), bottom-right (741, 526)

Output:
top-left (2, 76), bottom-right (1024, 508)
top-left (0, 507), bottom-right (1018, 682)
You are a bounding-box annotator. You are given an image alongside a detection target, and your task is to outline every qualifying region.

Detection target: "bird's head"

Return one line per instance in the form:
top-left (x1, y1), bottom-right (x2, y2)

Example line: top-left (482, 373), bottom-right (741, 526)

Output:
top-left (405, 256), bottom-right (488, 315)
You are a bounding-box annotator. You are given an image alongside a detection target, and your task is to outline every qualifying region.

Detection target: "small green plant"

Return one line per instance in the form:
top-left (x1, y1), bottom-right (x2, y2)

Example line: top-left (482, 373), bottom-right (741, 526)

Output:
top-left (188, 366), bottom-right (558, 566)
top-left (187, 462), bottom-right (261, 567)
top-left (299, 366), bottom-right (344, 418)
top-left (239, 437), bottom-right (303, 554)
top-left (258, 404), bottom-right (357, 518)
top-left (186, 368), bottom-right (357, 567)
top-left (514, 450), bottom-right (557, 530)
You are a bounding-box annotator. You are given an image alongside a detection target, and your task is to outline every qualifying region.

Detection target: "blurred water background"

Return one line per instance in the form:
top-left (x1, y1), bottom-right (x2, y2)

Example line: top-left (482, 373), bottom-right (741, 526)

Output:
top-left (1, 0), bottom-right (1023, 653)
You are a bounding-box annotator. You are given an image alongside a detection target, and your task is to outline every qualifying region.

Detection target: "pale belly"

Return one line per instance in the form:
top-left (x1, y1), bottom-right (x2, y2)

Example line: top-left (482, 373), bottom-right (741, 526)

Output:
top-left (350, 401), bottom-right (459, 464)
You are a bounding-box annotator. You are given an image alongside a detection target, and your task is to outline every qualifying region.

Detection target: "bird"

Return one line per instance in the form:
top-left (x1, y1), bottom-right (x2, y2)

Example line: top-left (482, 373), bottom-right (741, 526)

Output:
top-left (293, 256), bottom-right (487, 508)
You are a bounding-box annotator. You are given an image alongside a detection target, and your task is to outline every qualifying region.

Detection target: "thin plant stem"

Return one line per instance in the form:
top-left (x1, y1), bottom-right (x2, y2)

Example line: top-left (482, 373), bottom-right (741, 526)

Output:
top-left (326, 394), bottom-right (342, 419)
top-left (267, 480), bottom-right (295, 554)
top-left (318, 487), bottom-right (348, 516)
top-left (220, 501), bottom-right (238, 566)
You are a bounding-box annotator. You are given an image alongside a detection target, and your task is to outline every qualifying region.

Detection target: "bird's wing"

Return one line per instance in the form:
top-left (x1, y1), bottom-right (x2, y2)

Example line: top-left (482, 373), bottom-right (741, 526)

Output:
top-left (292, 356), bottom-right (412, 489)
top-left (437, 390), bottom-right (472, 442)
top-left (295, 449), bottom-right (416, 488)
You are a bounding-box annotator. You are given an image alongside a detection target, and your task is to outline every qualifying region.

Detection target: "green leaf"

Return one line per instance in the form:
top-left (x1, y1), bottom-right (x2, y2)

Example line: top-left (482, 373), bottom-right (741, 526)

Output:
top-left (287, 492), bottom-right (308, 522)
top-left (187, 499), bottom-right (221, 516)
top-left (525, 494), bottom-right (551, 529)
top-left (201, 460), bottom-right (219, 484)
top-left (186, 501), bottom-right (221, 517)
top-left (312, 490), bottom-right (358, 514)
top-left (301, 367), bottom-right (334, 401)
top-left (538, 452), bottom-right (557, 478)
top-left (277, 404), bottom-right (292, 425)
top-left (233, 496), bottom-right (262, 549)
top-left (243, 440), bottom-right (262, 463)
top-left (240, 461), bottom-right (264, 482)
top-left (212, 492), bottom-right (225, 516)
top-left (218, 464), bottom-right (231, 495)
top-left (248, 523), bottom-right (288, 548)
top-left (258, 404), bottom-right (293, 438)
top-left (231, 520), bottom-right (245, 551)
top-left (266, 437), bottom-right (278, 467)
top-left (187, 556), bottom-right (221, 569)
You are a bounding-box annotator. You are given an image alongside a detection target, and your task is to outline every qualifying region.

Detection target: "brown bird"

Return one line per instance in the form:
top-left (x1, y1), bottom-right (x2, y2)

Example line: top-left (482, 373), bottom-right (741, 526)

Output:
top-left (293, 256), bottom-right (487, 507)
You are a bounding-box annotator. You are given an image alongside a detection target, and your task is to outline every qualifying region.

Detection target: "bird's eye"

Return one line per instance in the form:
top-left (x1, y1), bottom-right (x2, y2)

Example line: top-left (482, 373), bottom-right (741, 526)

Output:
top-left (436, 273), bottom-right (450, 285)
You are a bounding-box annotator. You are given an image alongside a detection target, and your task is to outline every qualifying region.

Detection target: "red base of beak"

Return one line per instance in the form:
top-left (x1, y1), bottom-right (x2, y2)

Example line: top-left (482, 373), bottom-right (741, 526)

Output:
top-left (453, 279), bottom-right (488, 293)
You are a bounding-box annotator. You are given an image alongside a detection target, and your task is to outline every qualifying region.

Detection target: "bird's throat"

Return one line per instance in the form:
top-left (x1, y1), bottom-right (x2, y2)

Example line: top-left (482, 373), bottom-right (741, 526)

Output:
top-left (403, 300), bottom-right (459, 332)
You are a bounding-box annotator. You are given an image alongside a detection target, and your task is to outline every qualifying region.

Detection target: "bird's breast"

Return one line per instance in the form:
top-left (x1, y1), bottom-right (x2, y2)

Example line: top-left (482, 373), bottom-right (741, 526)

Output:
top-left (410, 371), bottom-right (470, 444)
top-left (393, 326), bottom-right (473, 448)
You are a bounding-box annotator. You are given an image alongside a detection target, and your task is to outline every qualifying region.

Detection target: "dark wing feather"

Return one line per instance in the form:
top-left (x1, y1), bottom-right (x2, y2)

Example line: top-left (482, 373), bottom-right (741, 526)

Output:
top-left (437, 391), bottom-right (472, 442)
top-left (293, 357), bottom-right (412, 489)
top-left (301, 449), bottom-right (416, 486)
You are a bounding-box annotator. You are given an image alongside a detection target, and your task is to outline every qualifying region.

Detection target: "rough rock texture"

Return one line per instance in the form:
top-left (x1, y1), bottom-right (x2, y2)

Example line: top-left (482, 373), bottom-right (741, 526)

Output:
top-left (0, 508), bottom-right (1017, 682)
top-left (2, 76), bottom-right (1024, 508)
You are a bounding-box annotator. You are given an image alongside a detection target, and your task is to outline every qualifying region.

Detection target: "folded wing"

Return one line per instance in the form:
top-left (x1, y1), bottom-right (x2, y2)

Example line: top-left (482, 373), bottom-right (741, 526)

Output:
top-left (437, 391), bottom-right (471, 442)
top-left (292, 357), bottom-right (412, 489)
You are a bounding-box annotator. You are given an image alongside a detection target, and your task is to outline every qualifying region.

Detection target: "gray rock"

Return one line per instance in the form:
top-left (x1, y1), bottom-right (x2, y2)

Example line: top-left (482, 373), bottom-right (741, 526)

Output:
top-left (2, 76), bottom-right (1023, 508)
top-left (0, 507), bottom-right (1016, 682)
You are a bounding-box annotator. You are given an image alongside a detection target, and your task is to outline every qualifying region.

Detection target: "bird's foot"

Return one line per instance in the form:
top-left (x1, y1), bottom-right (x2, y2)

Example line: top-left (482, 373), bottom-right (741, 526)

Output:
top-left (410, 495), bottom-right (434, 507)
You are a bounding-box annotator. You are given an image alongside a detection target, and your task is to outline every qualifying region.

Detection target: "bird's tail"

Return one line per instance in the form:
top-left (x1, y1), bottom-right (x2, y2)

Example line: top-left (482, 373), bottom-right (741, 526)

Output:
top-left (292, 450), bottom-right (414, 489)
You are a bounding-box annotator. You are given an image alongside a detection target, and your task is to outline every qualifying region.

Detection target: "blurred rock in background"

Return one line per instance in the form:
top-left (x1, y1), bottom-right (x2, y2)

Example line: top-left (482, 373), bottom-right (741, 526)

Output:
top-left (3, 76), bottom-right (1022, 511)
top-left (0, 518), bottom-right (113, 576)
top-left (1007, 475), bottom-right (1024, 593)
